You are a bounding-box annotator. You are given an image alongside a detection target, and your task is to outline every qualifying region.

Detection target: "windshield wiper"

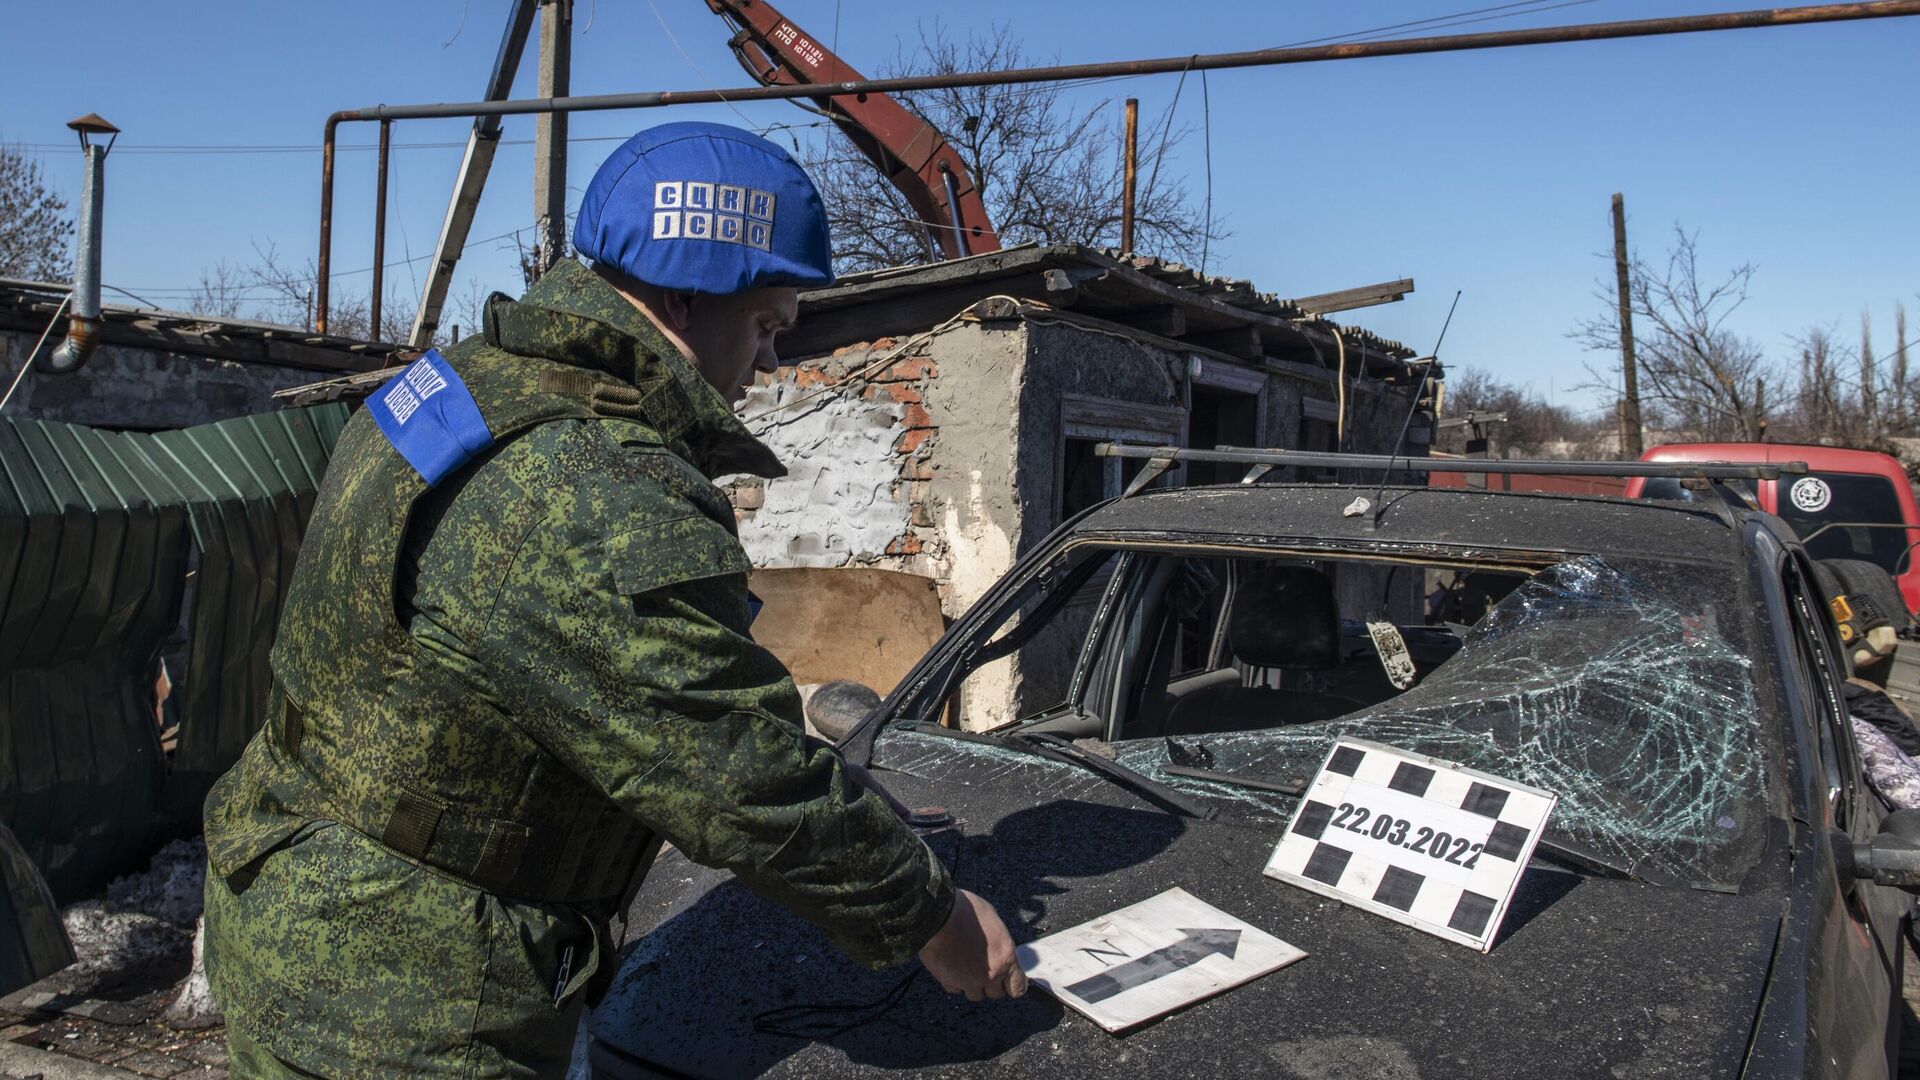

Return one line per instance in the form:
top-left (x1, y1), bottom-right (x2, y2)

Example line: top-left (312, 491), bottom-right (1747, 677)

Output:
top-left (1523, 836), bottom-right (1698, 887)
top-left (879, 722), bottom-right (1198, 814)
top-left (1013, 732), bottom-right (1216, 820)
top-left (1162, 764), bottom-right (1306, 796)
top-left (889, 722), bottom-right (1214, 819)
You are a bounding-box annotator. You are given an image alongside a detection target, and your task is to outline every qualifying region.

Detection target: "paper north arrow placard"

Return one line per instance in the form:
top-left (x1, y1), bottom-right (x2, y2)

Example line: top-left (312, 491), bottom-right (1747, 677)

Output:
top-left (1018, 887), bottom-right (1305, 1032)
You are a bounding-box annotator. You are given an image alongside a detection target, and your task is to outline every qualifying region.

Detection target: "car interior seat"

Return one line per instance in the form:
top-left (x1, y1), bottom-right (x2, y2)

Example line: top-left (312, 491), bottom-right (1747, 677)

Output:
top-left (1157, 563), bottom-right (1366, 736)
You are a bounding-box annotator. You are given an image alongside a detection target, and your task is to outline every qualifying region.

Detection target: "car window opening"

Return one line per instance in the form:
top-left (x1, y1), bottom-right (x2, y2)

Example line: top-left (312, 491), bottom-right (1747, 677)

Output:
top-left (880, 549), bottom-right (1767, 890)
top-left (1779, 472), bottom-right (1912, 577)
top-left (915, 546), bottom-right (1523, 742)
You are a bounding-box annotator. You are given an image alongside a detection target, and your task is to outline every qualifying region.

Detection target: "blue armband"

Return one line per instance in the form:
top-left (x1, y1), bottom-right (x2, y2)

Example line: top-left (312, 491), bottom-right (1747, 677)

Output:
top-left (367, 350), bottom-right (495, 488)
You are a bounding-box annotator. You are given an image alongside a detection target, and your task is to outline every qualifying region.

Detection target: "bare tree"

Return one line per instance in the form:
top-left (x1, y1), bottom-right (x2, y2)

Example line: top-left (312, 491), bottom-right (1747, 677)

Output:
top-left (238, 241), bottom-right (420, 343)
top-left (1788, 325), bottom-right (1851, 444)
top-left (177, 241), bottom-right (394, 341)
top-left (1436, 367), bottom-right (1607, 457)
top-left (797, 24), bottom-right (1225, 273)
top-left (1896, 302), bottom-right (1911, 432)
top-left (1858, 310), bottom-right (1877, 442)
top-left (186, 261), bottom-right (249, 320)
top-left (0, 143), bottom-right (73, 282)
top-left (1576, 225), bottom-right (1772, 441)
top-left (445, 278), bottom-right (497, 345)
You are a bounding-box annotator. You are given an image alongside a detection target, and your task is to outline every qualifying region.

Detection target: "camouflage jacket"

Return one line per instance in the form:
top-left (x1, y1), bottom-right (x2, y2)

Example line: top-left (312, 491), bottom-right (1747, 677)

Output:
top-left (202, 259), bottom-right (953, 1078)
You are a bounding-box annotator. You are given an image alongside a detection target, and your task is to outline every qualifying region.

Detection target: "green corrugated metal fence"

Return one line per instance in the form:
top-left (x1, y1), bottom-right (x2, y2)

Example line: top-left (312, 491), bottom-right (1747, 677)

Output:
top-left (0, 405), bottom-right (347, 901)
top-left (0, 821), bottom-right (73, 995)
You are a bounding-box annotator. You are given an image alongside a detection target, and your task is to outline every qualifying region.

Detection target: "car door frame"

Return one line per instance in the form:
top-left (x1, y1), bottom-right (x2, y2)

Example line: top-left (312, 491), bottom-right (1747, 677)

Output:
top-left (1742, 520), bottom-right (1906, 1079)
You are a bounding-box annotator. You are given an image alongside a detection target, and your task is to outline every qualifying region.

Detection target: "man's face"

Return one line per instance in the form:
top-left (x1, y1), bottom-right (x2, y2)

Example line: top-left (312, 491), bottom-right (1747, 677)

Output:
top-left (678, 286), bottom-right (799, 406)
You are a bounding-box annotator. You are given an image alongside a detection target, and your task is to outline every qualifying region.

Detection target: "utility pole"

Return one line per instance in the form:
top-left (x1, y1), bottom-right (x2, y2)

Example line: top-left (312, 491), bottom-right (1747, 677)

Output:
top-left (1121, 98), bottom-right (1139, 255)
top-left (533, 0), bottom-right (572, 280)
top-left (1611, 193), bottom-right (1644, 457)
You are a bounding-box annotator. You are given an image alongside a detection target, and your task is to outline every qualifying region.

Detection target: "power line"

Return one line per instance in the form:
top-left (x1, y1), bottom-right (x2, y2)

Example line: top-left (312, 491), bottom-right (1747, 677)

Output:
top-left (17, 0), bottom-right (1598, 161)
top-left (9, 124), bottom-right (835, 157)
top-left (643, 0), bottom-right (758, 127)
top-left (1272, 0), bottom-right (1597, 49)
top-left (1335, 0), bottom-right (1605, 44)
top-left (116, 214), bottom-right (581, 299)
top-left (10, 136), bottom-right (621, 155)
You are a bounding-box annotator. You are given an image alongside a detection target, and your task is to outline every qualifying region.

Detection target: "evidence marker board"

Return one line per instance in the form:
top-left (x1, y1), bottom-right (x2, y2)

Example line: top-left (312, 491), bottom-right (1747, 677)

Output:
top-left (1265, 739), bottom-right (1556, 952)
top-left (1018, 887), bottom-right (1305, 1032)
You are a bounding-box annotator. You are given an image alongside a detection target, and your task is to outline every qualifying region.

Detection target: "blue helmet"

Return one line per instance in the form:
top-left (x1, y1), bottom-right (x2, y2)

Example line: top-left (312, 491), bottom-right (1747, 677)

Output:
top-left (573, 121), bottom-right (834, 295)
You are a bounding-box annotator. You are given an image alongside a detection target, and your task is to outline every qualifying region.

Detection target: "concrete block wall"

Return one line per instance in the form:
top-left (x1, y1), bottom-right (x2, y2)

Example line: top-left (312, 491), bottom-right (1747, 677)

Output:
top-left (0, 332), bottom-right (329, 430)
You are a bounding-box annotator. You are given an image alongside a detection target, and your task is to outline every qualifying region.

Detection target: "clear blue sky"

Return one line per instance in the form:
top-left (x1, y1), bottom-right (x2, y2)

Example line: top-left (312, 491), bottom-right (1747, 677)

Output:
top-left (3, 1), bottom-right (1915, 416)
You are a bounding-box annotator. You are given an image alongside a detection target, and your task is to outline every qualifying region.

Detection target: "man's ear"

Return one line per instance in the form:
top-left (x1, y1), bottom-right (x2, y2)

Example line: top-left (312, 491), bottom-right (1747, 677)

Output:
top-left (660, 290), bottom-right (696, 332)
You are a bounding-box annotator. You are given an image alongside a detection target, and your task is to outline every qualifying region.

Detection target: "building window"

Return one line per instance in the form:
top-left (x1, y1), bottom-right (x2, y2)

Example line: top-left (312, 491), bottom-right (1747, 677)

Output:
top-left (1055, 395), bottom-right (1186, 525)
top-left (1060, 437), bottom-right (1111, 520)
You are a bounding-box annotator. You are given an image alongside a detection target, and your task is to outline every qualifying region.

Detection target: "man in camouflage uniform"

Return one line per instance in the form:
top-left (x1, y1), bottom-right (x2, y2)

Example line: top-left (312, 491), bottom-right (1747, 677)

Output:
top-left (203, 122), bottom-right (1024, 1078)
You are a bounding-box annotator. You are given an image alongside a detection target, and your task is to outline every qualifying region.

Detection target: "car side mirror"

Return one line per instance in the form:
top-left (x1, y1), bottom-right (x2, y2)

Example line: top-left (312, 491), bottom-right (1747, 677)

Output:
top-left (1840, 809), bottom-right (1920, 893)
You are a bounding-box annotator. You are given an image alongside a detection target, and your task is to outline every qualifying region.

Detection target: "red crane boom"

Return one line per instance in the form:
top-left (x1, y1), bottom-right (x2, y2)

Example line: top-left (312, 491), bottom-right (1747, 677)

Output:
top-left (705, 0), bottom-right (999, 260)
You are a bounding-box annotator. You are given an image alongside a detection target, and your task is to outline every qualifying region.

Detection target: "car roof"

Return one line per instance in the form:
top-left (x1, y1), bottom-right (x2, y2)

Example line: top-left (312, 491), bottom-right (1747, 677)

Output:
top-left (1644, 441), bottom-right (1902, 475)
top-left (1067, 483), bottom-right (1749, 565)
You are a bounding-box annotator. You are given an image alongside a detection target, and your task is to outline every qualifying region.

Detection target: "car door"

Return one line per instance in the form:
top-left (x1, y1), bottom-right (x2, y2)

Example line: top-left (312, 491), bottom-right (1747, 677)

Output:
top-left (1782, 550), bottom-right (1908, 1076)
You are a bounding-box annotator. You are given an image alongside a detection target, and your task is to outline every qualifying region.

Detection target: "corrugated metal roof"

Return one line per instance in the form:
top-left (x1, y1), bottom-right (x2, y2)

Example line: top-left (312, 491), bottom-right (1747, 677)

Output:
top-left (0, 405), bottom-right (346, 900)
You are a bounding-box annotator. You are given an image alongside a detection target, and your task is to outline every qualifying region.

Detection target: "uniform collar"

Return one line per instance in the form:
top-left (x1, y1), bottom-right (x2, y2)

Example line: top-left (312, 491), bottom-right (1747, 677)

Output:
top-left (484, 259), bottom-right (784, 480)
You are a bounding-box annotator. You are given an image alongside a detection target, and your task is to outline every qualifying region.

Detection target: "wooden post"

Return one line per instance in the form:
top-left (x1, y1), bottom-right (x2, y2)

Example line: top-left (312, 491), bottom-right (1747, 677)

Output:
top-left (1121, 98), bottom-right (1139, 255)
top-left (1611, 193), bottom-right (1644, 458)
top-left (371, 119), bottom-right (390, 340)
top-left (533, 0), bottom-right (572, 280)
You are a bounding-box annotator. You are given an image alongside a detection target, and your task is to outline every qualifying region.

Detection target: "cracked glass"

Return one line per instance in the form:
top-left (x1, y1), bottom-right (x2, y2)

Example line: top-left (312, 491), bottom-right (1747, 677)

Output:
top-left (1131, 556), bottom-right (1768, 887)
top-left (881, 554), bottom-right (1771, 889)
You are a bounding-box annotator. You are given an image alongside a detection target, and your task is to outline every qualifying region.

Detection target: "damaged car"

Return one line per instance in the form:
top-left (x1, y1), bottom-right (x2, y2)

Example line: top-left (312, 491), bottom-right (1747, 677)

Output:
top-left (585, 450), bottom-right (1919, 1080)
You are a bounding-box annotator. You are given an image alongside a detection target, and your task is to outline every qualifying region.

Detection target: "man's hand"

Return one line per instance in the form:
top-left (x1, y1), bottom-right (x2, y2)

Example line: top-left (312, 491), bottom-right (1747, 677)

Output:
top-left (918, 889), bottom-right (1028, 1002)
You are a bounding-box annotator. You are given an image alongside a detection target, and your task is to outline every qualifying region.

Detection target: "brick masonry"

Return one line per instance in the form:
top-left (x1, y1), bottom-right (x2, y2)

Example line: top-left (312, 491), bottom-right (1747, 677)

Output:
top-left (728, 341), bottom-right (946, 583)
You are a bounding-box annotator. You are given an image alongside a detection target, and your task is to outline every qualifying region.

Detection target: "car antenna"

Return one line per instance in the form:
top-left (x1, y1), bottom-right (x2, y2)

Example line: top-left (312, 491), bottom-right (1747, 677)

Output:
top-left (1362, 289), bottom-right (1460, 531)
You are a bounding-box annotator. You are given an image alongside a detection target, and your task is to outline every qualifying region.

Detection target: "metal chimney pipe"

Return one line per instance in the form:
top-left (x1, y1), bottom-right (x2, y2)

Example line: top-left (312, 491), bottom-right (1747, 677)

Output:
top-left (43, 114), bottom-right (118, 374)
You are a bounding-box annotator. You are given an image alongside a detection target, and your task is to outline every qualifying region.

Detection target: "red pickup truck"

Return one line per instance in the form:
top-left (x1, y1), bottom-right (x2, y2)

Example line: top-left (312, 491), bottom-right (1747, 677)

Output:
top-left (1624, 442), bottom-right (1920, 614)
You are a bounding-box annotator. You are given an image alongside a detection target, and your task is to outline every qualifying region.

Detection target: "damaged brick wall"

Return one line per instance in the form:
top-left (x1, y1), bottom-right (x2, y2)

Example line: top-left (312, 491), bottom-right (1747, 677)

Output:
top-left (728, 321), bottom-right (1026, 632)
top-left (729, 341), bottom-right (945, 577)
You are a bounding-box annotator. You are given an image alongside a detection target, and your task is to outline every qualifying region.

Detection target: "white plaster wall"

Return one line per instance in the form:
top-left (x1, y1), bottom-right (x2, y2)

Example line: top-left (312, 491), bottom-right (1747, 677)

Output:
top-left (734, 379), bottom-right (907, 568)
top-left (921, 326), bottom-right (1028, 729)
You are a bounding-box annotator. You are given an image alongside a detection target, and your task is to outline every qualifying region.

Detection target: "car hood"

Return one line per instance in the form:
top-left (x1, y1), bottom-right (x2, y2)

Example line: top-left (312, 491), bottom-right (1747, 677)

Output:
top-left (588, 747), bottom-right (1781, 1080)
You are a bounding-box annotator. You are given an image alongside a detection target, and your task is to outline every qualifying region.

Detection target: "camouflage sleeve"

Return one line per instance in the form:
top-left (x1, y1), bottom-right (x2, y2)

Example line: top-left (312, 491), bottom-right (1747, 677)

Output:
top-left (481, 508), bottom-right (954, 969)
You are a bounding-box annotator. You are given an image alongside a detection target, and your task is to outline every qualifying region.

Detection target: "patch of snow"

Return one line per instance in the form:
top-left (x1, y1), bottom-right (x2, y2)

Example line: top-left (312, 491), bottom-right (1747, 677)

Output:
top-left (104, 839), bottom-right (205, 927)
top-left (58, 902), bottom-right (188, 983)
top-left (55, 838), bottom-right (206, 994)
top-left (161, 916), bottom-right (222, 1030)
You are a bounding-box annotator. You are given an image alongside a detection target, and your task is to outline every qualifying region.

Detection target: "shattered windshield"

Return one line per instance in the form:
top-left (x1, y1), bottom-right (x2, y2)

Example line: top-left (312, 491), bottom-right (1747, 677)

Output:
top-left (1129, 557), bottom-right (1768, 887)
top-left (882, 554), bottom-right (1772, 889)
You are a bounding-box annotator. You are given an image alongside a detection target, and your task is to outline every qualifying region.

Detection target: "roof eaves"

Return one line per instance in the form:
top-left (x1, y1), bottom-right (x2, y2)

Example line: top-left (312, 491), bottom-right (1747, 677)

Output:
top-left (791, 244), bottom-right (1415, 372)
top-left (0, 278), bottom-right (402, 374)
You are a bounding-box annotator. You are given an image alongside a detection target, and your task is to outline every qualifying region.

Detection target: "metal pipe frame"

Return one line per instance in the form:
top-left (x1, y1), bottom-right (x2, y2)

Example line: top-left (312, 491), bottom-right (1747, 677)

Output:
top-left (313, 0), bottom-right (1920, 334)
top-left (1093, 443), bottom-right (1809, 480)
